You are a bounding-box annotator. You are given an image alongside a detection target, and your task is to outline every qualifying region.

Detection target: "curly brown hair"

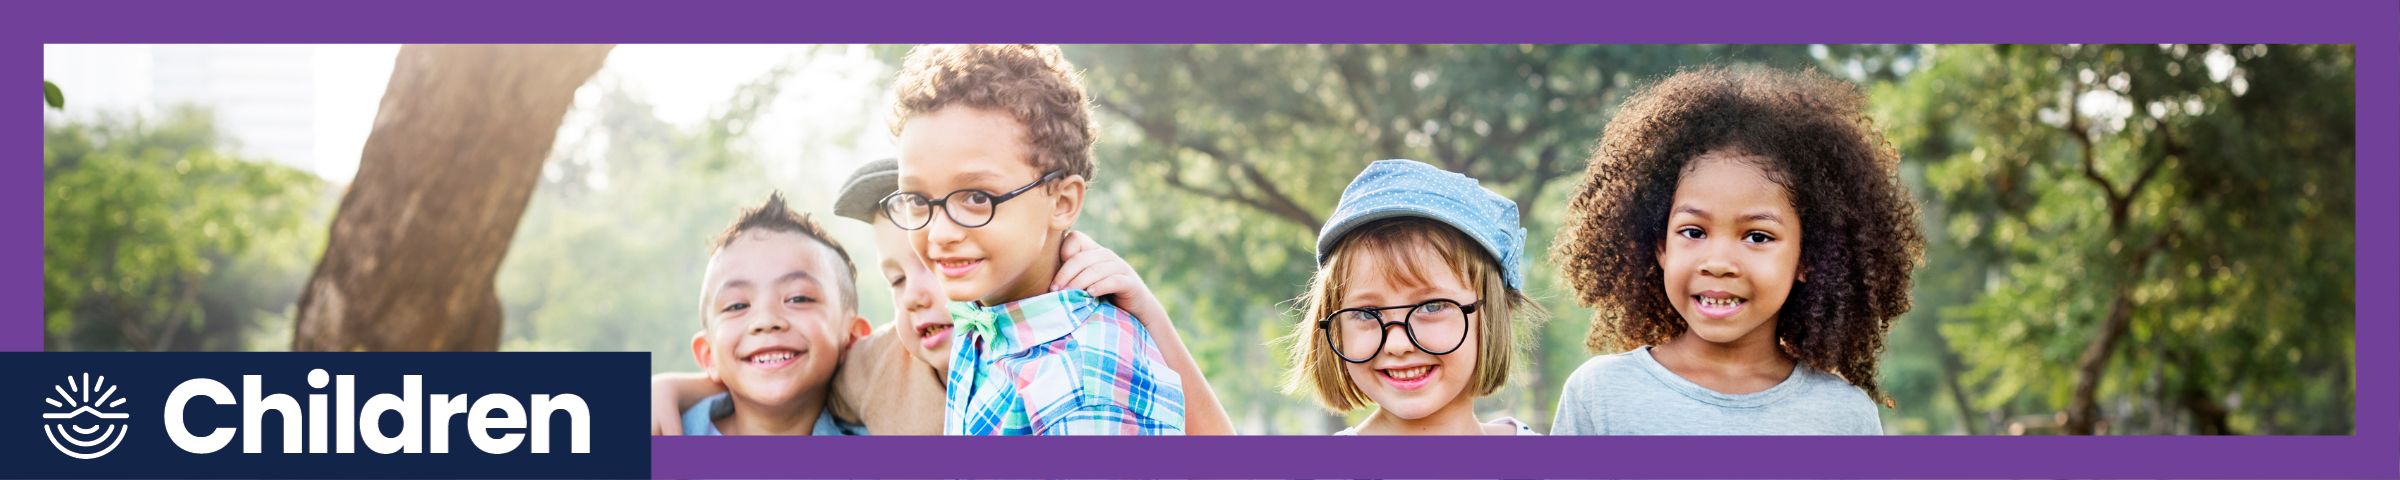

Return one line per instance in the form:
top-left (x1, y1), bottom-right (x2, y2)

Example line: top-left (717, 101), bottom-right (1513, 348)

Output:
top-left (888, 44), bottom-right (1097, 180)
top-left (1552, 66), bottom-right (1923, 404)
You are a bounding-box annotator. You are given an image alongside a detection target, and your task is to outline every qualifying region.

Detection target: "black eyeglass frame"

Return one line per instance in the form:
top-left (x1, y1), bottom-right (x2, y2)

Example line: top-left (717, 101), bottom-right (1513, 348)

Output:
top-left (879, 170), bottom-right (1063, 231)
top-left (1316, 298), bottom-right (1481, 364)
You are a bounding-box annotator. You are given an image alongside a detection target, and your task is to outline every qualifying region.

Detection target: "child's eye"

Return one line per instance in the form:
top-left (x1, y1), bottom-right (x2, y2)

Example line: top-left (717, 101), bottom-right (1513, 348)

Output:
top-left (959, 191), bottom-right (995, 207)
top-left (1743, 232), bottom-right (1775, 244)
top-left (1336, 309), bottom-right (1381, 323)
top-left (888, 275), bottom-right (906, 289)
top-left (785, 295), bottom-right (816, 305)
top-left (1415, 302), bottom-right (1452, 315)
top-left (720, 302), bottom-right (749, 313)
top-left (1676, 227), bottom-right (1705, 239)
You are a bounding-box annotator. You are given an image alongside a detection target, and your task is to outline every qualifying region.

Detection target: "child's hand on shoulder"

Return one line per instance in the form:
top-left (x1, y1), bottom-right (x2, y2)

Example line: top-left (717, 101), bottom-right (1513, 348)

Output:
top-left (650, 372), bottom-right (724, 436)
top-left (1054, 231), bottom-right (1166, 324)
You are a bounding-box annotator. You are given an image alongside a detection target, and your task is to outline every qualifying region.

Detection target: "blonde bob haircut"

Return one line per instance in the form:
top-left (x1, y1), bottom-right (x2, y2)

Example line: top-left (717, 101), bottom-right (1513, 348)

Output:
top-left (1282, 217), bottom-right (1542, 413)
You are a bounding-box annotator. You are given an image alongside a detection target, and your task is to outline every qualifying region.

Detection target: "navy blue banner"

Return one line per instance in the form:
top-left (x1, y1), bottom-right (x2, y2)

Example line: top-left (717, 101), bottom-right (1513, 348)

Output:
top-left (2, 352), bottom-right (647, 478)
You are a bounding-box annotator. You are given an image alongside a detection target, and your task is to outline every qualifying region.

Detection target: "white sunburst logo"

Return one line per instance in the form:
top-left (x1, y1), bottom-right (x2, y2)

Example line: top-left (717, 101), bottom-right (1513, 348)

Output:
top-left (43, 373), bottom-right (130, 460)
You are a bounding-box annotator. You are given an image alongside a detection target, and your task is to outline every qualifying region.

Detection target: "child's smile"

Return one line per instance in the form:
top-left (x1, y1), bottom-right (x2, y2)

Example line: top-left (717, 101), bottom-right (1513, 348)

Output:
top-left (1336, 245), bottom-right (1481, 421)
top-left (697, 229), bottom-right (852, 410)
top-left (930, 256), bottom-right (984, 280)
top-left (1692, 290), bottom-right (1747, 319)
top-left (896, 106), bottom-right (1077, 305)
top-left (1658, 150), bottom-right (1803, 346)
top-left (915, 321), bottom-right (952, 350)
top-left (873, 219), bottom-right (954, 370)
top-left (1375, 363), bottom-right (1440, 391)
top-left (738, 344), bottom-right (806, 369)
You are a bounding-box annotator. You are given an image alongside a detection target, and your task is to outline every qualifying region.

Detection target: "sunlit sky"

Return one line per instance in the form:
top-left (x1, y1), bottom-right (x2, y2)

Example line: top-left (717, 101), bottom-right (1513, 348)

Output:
top-left (41, 44), bottom-right (898, 189)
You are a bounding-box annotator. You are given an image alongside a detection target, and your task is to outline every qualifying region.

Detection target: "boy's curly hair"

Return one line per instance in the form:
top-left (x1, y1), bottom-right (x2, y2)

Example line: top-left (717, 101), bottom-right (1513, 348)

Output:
top-left (1552, 66), bottom-right (1923, 404)
top-left (888, 44), bottom-right (1097, 181)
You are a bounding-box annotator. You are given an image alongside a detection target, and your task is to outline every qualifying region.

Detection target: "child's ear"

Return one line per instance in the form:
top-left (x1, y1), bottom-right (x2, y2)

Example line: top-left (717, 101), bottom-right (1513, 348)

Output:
top-left (690, 331), bottom-right (714, 375)
top-left (846, 314), bottom-right (872, 347)
top-left (1047, 174), bottom-right (1086, 232)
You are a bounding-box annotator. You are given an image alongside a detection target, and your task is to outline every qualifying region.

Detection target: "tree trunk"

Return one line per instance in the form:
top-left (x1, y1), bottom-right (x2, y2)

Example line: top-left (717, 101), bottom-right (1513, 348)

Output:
top-left (2062, 289), bottom-right (2132, 435)
top-left (1936, 342), bottom-right (1984, 435)
top-left (2061, 230), bottom-right (2171, 434)
top-left (2180, 382), bottom-right (2233, 435)
top-left (292, 44), bottom-right (613, 352)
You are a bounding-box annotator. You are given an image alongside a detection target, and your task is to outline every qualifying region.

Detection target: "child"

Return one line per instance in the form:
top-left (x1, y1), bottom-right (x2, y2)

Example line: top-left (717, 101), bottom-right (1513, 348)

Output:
top-left (682, 192), bottom-right (872, 436)
top-left (819, 158), bottom-right (960, 435)
top-left (1549, 66), bottom-right (1924, 435)
top-left (1285, 159), bottom-right (1544, 436)
top-left (885, 44), bottom-right (1184, 435)
top-left (649, 159), bottom-right (1233, 435)
top-left (832, 158), bottom-right (1234, 435)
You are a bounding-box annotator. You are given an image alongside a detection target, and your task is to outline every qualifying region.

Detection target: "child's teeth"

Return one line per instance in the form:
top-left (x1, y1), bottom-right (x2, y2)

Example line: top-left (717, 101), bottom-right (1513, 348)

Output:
top-left (751, 352), bottom-right (792, 364)
top-left (1699, 297), bottom-right (1743, 308)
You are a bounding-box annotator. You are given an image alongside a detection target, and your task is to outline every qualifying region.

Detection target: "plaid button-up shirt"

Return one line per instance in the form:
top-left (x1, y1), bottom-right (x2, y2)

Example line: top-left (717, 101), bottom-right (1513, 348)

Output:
top-left (942, 289), bottom-right (1186, 435)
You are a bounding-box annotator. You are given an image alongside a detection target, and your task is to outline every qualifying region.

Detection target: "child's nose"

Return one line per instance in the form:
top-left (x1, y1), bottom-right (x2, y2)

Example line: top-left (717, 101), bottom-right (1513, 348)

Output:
top-left (1697, 239), bottom-right (1742, 277)
top-left (924, 209), bottom-right (969, 244)
top-left (903, 286), bottom-right (936, 313)
top-left (750, 311), bottom-right (791, 335)
top-left (1378, 322), bottom-right (1420, 356)
top-left (1698, 255), bottom-right (1741, 278)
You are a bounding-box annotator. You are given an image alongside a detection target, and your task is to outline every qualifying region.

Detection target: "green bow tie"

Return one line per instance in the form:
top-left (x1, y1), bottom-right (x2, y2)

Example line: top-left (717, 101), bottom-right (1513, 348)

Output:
top-left (947, 301), bottom-right (999, 340)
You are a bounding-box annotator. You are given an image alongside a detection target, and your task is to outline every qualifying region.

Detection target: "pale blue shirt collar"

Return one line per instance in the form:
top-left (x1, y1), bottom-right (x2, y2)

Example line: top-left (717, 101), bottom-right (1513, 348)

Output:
top-left (680, 392), bottom-right (868, 436)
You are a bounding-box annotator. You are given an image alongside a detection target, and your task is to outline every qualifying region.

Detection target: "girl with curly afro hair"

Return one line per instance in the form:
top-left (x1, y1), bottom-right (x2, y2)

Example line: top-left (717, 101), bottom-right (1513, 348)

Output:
top-left (1547, 66), bottom-right (1923, 435)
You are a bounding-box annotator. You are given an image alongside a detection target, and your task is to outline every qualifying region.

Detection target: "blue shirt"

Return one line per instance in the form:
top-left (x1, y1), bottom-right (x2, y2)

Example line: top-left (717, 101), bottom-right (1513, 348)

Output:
top-left (681, 393), bottom-right (868, 436)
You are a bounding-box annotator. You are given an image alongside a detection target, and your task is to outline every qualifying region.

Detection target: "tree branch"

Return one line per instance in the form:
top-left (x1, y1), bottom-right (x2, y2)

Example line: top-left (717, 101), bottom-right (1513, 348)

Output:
top-left (1162, 168), bottom-right (1321, 231)
top-left (2064, 83), bottom-right (2119, 201)
top-left (2057, 72), bottom-right (2134, 232)
top-left (2064, 223), bottom-right (2177, 435)
top-left (1331, 49), bottom-right (1405, 161)
top-left (1096, 95), bottom-right (1324, 231)
top-left (1510, 143), bottom-right (1564, 222)
top-left (2123, 121), bottom-right (2180, 204)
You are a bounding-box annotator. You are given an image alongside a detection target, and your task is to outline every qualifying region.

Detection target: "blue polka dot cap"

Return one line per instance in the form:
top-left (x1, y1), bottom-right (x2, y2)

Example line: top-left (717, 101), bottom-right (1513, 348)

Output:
top-left (1315, 159), bottom-right (1527, 291)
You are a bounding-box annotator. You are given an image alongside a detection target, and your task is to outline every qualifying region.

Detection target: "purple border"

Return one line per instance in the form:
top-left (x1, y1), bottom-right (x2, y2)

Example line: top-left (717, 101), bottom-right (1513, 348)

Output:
top-left (17, 0), bottom-right (2394, 478)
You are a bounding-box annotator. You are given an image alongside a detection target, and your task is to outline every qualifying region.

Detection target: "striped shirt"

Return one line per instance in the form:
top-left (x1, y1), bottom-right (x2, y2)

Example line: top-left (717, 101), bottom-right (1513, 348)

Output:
top-left (942, 289), bottom-right (1185, 435)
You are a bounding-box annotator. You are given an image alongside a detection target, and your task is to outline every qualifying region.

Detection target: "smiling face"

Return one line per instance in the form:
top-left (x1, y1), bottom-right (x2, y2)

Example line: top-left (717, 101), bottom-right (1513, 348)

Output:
top-left (693, 230), bottom-right (854, 410)
top-left (872, 217), bottom-right (954, 374)
top-left (1332, 239), bottom-right (1483, 422)
top-left (1657, 150), bottom-right (1805, 347)
top-left (895, 106), bottom-right (1083, 306)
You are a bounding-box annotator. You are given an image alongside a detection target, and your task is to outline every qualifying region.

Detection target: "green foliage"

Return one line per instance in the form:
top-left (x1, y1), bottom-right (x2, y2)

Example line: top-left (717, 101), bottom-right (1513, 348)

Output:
top-left (43, 106), bottom-right (331, 351)
top-left (45, 80), bottom-right (64, 109)
top-left (1877, 45), bottom-right (2353, 434)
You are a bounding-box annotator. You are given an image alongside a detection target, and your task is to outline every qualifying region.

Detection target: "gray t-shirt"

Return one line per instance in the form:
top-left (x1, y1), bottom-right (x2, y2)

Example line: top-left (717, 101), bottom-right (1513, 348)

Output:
top-left (1332, 416), bottom-right (1541, 436)
top-left (1550, 346), bottom-right (1882, 435)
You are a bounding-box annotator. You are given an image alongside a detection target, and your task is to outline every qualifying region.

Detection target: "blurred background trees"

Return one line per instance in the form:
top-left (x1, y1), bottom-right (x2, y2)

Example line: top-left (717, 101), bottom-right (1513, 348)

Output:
top-left (1876, 44), bottom-right (2354, 435)
top-left (43, 44), bottom-right (2353, 434)
top-left (43, 106), bottom-right (331, 351)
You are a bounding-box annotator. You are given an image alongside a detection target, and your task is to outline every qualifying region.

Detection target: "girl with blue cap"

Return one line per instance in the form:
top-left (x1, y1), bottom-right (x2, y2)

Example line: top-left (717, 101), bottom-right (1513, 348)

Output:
top-left (1283, 159), bottom-right (1546, 435)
